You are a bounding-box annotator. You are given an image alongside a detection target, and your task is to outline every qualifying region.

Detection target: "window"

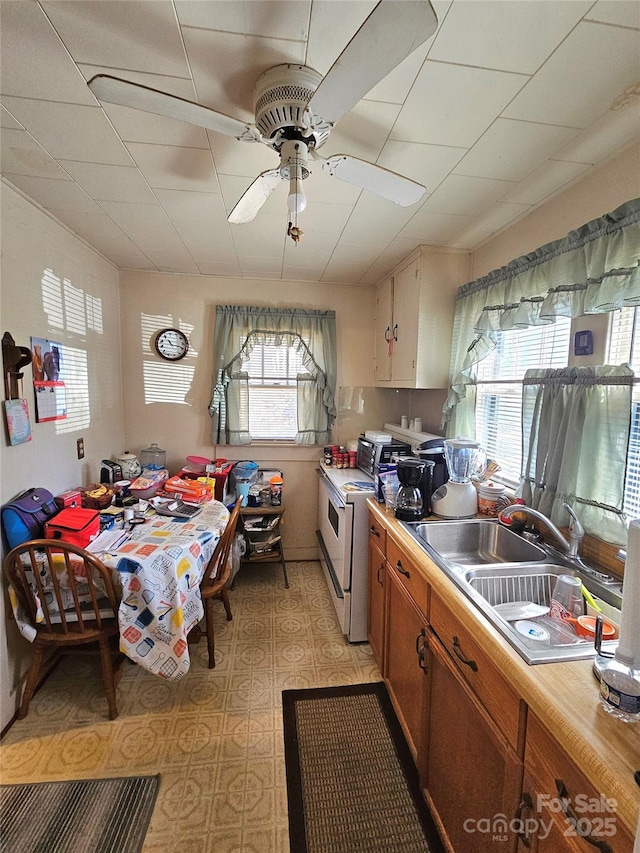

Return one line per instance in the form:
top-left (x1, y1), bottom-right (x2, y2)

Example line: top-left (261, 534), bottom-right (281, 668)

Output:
top-left (243, 334), bottom-right (310, 440)
top-left (607, 307), bottom-right (640, 517)
top-left (474, 318), bottom-right (572, 484)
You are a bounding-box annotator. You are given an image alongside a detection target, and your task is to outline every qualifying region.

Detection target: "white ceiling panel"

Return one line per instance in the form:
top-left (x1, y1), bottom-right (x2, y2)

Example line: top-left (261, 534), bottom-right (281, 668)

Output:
top-left (42, 1), bottom-right (191, 77)
top-left (2, 129), bottom-right (72, 180)
top-left (429, 1), bottom-right (592, 75)
top-left (1, 0), bottom-right (637, 284)
top-left (503, 22), bottom-right (640, 128)
top-left (454, 119), bottom-right (580, 182)
top-left (391, 61), bottom-right (527, 148)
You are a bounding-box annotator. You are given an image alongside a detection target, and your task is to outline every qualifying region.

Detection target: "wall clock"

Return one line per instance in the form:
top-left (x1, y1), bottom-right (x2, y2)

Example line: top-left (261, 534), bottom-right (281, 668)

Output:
top-left (154, 328), bottom-right (189, 361)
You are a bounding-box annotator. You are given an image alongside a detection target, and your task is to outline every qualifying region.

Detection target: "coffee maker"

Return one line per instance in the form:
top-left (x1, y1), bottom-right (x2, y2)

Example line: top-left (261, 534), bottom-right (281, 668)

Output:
top-left (395, 458), bottom-right (431, 521)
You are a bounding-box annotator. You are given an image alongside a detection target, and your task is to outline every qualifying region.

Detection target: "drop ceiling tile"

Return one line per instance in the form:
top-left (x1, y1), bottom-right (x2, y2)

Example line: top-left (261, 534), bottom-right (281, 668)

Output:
top-left (208, 133), bottom-right (278, 179)
top-left (189, 247), bottom-right (238, 265)
top-left (176, 0), bottom-right (310, 41)
top-left (294, 201), bottom-right (353, 236)
top-left (282, 267), bottom-right (324, 281)
top-left (97, 201), bottom-right (185, 252)
top-left (196, 260), bottom-right (242, 276)
top-left (1, 98), bottom-right (133, 165)
top-left (124, 142), bottom-right (219, 192)
top-left (283, 249), bottom-right (331, 271)
top-left (585, 0), bottom-right (640, 28)
top-left (238, 256), bottom-right (283, 277)
top-left (2, 129), bottom-right (72, 180)
top-left (182, 27), bottom-right (306, 123)
top-left (144, 251), bottom-right (200, 274)
top-left (282, 229), bottom-right (340, 254)
top-left (359, 237), bottom-right (421, 284)
top-left (42, 1), bottom-right (190, 77)
top-left (1, 106), bottom-right (23, 129)
top-left (365, 42), bottom-right (431, 106)
top-left (551, 103), bottom-right (640, 165)
top-left (429, 1), bottom-right (591, 75)
top-left (447, 201), bottom-right (530, 249)
top-left (338, 195), bottom-right (416, 246)
top-left (422, 174), bottom-right (518, 216)
top-left (172, 219), bottom-right (236, 256)
top-left (323, 100), bottom-right (401, 163)
top-left (329, 243), bottom-right (383, 266)
top-left (46, 207), bottom-right (153, 264)
top-left (503, 22), bottom-right (640, 128)
top-left (5, 174), bottom-right (101, 214)
top-left (321, 264), bottom-right (365, 283)
top-left (56, 161), bottom-right (157, 203)
top-left (154, 188), bottom-right (225, 220)
top-left (503, 160), bottom-right (591, 206)
top-left (0, 1), bottom-right (95, 104)
top-left (454, 118), bottom-right (579, 181)
top-left (377, 140), bottom-right (467, 191)
top-left (231, 215), bottom-right (287, 257)
top-left (398, 208), bottom-right (474, 243)
top-left (391, 61), bottom-right (527, 148)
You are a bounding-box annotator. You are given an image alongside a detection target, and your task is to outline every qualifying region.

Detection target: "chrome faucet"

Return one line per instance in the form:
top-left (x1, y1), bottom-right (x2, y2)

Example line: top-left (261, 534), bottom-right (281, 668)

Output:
top-left (500, 501), bottom-right (584, 558)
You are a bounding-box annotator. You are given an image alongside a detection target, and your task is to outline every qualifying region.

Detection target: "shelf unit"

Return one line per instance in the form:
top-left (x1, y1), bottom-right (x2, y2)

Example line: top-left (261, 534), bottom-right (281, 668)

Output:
top-left (237, 504), bottom-right (289, 588)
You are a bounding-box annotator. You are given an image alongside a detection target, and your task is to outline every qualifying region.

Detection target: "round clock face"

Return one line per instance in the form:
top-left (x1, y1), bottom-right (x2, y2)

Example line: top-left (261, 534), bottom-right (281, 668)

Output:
top-left (154, 328), bottom-right (189, 361)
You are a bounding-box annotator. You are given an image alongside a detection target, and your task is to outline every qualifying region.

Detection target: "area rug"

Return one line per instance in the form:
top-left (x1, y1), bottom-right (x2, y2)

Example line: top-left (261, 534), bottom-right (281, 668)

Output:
top-left (282, 682), bottom-right (443, 853)
top-left (0, 774), bottom-right (160, 853)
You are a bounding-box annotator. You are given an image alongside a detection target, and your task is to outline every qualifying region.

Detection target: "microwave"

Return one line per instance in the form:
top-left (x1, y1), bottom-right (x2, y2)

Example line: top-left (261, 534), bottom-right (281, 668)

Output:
top-left (357, 438), bottom-right (412, 476)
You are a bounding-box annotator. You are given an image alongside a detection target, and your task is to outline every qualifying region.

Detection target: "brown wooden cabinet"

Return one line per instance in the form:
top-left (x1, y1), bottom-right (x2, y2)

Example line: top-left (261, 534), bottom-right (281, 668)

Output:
top-left (367, 524), bottom-right (386, 673)
top-left (516, 714), bottom-right (634, 853)
top-left (426, 631), bottom-right (523, 853)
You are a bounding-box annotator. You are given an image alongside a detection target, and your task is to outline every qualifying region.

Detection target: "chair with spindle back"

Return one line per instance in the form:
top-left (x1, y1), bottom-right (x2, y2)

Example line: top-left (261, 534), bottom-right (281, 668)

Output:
top-left (3, 539), bottom-right (123, 720)
top-left (197, 500), bottom-right (241, 668)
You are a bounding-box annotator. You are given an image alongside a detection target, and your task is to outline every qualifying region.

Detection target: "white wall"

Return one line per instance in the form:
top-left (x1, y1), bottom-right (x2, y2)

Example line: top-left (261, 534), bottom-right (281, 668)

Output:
top-left (0, 182), bottom-right (123, 730)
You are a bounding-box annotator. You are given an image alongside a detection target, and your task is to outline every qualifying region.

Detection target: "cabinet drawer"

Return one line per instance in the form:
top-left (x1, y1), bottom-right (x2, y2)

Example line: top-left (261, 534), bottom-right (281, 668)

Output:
top-left (430, 588), bottom-right (522, 752)
top-left (386, 535), bottom-right (429, 618)
top-left (524, 714), bottom-right (634, 852)
top-left (368, 512), bottom-right (387, 553)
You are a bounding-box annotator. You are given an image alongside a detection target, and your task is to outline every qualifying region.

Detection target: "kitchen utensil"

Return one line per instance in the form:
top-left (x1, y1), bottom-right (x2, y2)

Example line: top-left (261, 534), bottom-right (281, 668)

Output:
top-left (514, 620), bottom-right (550, 642)
top-left (431, 438), bottom-right (486, 519)
top-left (494, 601), bottom-right (550, 621)
top-left (549, 574), bottom-right (583, 620)
top-left (581, 584), bottom-right (603, 613)
top-left (565, 614), bottom-right (616, 639)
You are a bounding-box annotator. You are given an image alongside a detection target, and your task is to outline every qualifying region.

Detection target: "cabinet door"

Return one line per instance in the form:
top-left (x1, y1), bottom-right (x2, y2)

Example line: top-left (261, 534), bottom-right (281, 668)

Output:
top-left (426, 634), bottom-right (522, 853)
top-left (374, 276), bottom-right (393, 382)
top-left (385, 568), bottom-right (429, 767)
top-left (391, 258), bottom-right (419, 383)
top-left (367, 536), bottom-right (386, 673)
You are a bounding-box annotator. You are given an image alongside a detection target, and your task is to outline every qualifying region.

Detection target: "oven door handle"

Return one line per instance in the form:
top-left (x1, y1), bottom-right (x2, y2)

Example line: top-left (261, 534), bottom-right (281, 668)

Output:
top-left (316, 529), bottom-right (344, 599)
top-left (318, 471), bottom-right (346, 508)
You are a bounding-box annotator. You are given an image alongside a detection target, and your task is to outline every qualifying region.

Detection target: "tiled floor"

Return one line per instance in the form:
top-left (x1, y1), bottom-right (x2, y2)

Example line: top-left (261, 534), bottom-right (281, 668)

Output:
top-left (0, 561), bottom-right (380, 852)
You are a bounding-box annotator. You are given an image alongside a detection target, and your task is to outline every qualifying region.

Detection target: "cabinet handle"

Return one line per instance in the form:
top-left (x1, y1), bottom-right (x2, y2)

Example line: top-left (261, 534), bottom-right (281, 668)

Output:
top-left (416, 627), bottom-right (429, 671)
top-left (395, 560), bottom-right (410, 578)
top-left (554, 779), bottom-right (613, 852)
top-left (369, 525), bottom-right (380, 537)
top-left (452, 636), bottom-right (478, 672)
top-left (384, 326), bottom-right (391, 343)
top-left (392, 323), bottom-right (398, 341)
top-left (514, 792), bottom-right (534, 848)
top-left (377, 563), bottom-right (384, 585)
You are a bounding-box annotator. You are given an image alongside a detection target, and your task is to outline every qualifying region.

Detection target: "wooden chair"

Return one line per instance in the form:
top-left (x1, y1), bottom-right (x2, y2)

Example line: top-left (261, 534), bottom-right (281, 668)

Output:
top-left (3, 539), bottom-right (123, 720)
top-left (198, 500), bottom-right (241, 668)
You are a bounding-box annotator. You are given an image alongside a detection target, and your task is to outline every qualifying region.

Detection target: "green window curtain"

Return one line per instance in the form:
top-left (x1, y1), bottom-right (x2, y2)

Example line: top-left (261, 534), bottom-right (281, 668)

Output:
top-left (443, 198), bottom-right (640, 431)
top-left (208, 306), bottom-right (337, 446)
top-left (521, 366), bottom-right (633, 546)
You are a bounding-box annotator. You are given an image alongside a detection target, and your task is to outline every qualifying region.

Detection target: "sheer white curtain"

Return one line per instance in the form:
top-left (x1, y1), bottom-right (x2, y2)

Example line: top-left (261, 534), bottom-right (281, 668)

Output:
top-left (209, 306), bottom-right (337, 446)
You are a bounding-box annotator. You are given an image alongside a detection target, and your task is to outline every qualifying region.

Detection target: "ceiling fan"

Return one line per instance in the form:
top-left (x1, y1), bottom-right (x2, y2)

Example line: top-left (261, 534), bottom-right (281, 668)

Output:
top-left (88, 1), bottom-right (438, 240)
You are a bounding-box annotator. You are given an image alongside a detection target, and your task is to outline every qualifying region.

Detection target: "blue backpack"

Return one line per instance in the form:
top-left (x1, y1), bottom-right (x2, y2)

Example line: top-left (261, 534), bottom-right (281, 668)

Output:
top-left (1, 488), bottom-right (59, 549)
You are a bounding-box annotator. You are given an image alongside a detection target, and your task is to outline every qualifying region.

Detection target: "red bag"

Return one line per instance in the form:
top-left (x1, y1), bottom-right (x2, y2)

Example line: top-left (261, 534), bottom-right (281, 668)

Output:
top-left (45, 507), bottom-right (100, 548)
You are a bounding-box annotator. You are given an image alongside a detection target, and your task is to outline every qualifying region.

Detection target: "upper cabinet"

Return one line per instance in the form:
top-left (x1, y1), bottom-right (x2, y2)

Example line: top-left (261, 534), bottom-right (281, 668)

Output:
top-left (374, 247), bottom-right (470, 389)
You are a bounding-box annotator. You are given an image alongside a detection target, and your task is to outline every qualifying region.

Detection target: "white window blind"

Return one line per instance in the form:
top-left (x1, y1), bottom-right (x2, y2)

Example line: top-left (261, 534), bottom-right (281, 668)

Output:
top-left (243, 338), bottom-right (310, 440)
top-left (474, 319), bottom-right (572, 483)
top-left (607, 307), bottom-right (640, 518)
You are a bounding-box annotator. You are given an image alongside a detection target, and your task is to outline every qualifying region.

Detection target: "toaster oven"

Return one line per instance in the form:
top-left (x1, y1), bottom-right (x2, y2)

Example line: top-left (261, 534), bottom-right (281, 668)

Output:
top-left (356, 438), bottom-right (412, 476)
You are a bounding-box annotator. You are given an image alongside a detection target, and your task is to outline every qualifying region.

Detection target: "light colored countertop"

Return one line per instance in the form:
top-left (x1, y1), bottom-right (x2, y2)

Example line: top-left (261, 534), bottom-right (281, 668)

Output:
top-left (367, 498), bottom-right (640, 836)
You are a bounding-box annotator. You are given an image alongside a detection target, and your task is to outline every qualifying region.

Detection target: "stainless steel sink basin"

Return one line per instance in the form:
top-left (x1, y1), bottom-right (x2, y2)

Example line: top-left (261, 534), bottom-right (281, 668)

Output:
top-left (407, 519), bottom-right (547, 565)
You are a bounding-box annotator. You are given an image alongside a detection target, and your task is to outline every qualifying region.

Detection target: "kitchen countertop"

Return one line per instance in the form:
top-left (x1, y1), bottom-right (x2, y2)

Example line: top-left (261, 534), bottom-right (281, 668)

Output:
top-left (367, 498), bottom-right (640, 836)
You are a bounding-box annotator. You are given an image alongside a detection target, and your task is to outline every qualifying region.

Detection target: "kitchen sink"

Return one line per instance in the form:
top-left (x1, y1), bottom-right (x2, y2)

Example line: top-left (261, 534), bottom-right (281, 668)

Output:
top-left (401, 519), bottom-right (623, 664)
top-left (407, 518), bottom-right (547, 565)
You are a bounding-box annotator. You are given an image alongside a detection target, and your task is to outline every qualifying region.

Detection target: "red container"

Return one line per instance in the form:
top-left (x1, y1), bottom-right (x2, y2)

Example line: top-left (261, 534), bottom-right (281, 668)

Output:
top-left (45, 507), bottom-right (100, 548)
top-left (55, 489), bottom-right (82, 509)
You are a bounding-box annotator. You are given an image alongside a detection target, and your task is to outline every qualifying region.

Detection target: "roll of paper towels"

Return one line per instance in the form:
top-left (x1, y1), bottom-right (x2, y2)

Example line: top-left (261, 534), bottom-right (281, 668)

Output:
top-left (616, 518), bottom-right (640, 665)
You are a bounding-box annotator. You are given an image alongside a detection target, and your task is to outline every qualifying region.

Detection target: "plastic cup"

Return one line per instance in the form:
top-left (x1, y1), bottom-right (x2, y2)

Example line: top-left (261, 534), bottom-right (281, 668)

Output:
top-left (549, 574), bottom-right (583, 620)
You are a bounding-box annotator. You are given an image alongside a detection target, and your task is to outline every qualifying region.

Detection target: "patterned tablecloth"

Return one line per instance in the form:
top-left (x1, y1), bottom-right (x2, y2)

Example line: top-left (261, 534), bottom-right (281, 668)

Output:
top-left (102, 500), bottom-right (230, 680)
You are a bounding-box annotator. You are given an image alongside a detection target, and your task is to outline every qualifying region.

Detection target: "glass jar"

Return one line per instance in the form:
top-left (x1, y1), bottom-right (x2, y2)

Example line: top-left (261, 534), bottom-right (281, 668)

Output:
top-left (140, 442), bottom-right (166, 471)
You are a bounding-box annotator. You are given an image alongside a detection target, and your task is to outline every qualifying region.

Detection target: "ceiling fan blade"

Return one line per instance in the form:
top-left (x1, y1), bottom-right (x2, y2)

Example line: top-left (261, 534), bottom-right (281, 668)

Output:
top-left (88, 75), bottom-right (261, 142)
top-left (318, 154), bottom-right (426, 206)
top-left (307, 0), bottom-right (437, 125)
top-left (228, 169), bottom-right (282, 224)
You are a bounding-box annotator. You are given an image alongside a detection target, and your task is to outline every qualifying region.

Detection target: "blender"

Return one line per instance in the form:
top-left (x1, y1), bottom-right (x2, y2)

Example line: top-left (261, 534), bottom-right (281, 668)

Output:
top-left (395, 458), bottom-right (428, 521)
top-left (431, 439), bottom-right (486, 518)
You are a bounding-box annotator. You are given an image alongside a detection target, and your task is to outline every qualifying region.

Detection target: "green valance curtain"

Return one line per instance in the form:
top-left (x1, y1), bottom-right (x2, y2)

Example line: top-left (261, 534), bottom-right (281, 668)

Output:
top-left (443, 198), bottom-right (640, 436)
top-left (208, 306), bottom-right (337, 446)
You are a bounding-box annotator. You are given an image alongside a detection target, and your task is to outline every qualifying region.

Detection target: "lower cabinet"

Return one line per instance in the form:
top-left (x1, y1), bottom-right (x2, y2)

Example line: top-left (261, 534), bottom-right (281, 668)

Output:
top-left (516, 714), bottom-right (634, 853)
top-left (425, 631), bottom-right (523, 853)
top-left (367, 516), bottom-right (387, 673)
top-left (385, 566), bottom-right (430, 769)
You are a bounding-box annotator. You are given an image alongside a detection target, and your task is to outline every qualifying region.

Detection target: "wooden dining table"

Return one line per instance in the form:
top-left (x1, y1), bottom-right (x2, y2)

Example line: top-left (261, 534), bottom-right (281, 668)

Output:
top-left (100, 499), bottom-right (230, 680)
